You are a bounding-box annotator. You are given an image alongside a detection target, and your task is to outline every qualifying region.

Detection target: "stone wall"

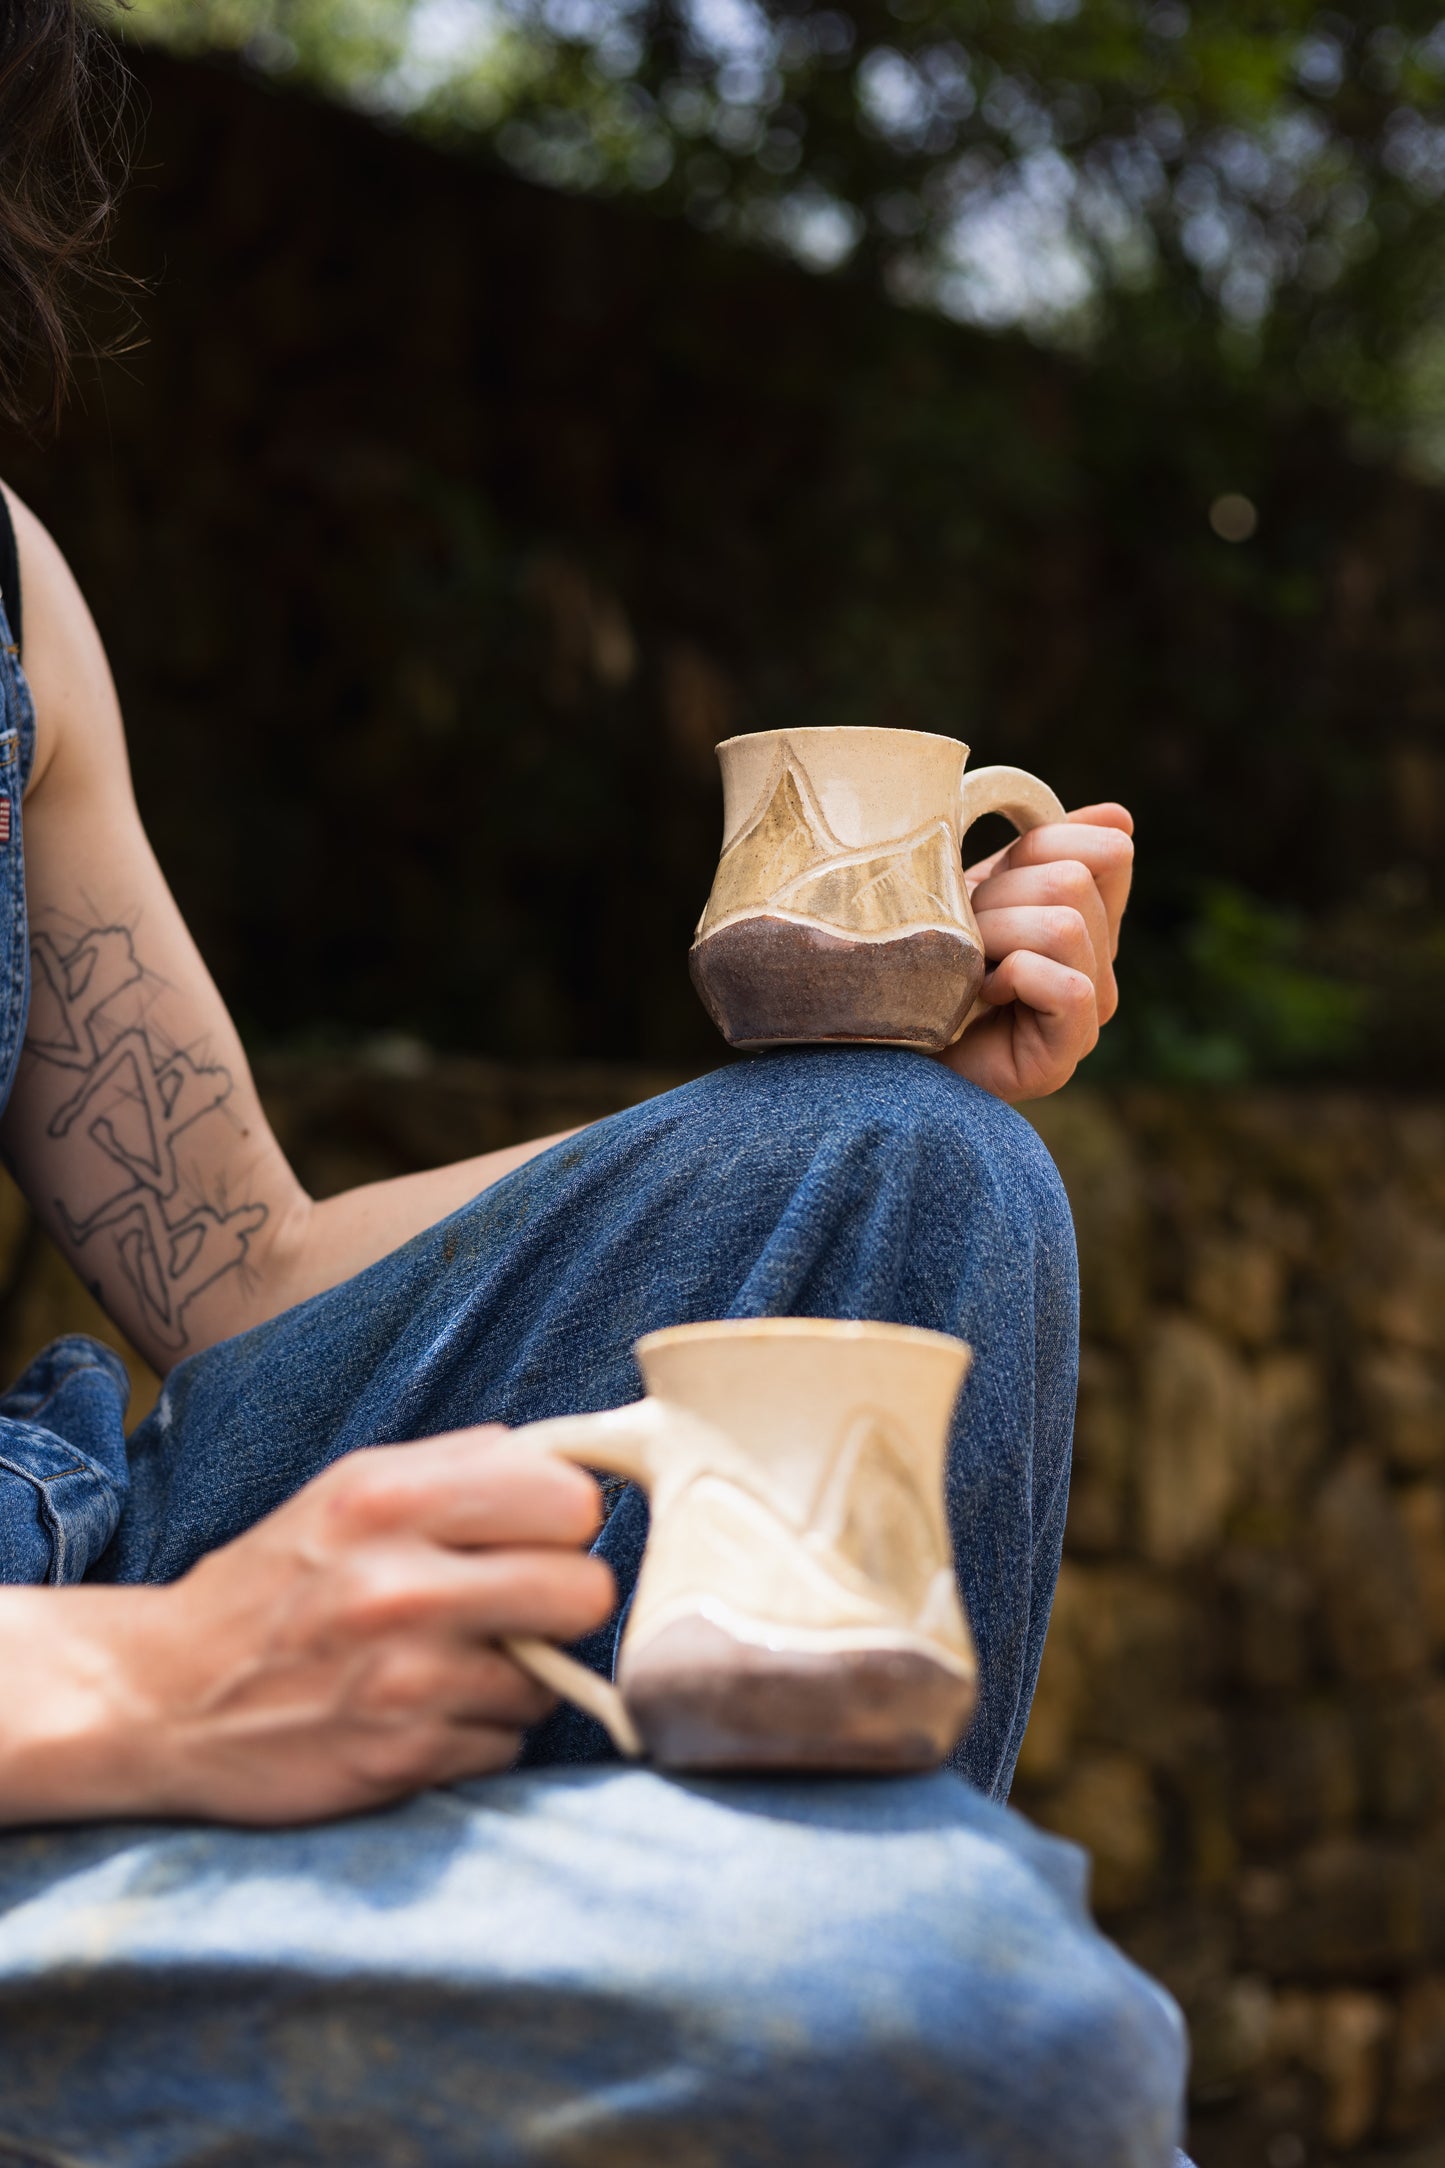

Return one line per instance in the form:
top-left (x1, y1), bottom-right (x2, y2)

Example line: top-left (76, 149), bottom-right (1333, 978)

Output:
top-left (1015, 1088), bottom-right (1445, 2168)
top-left (0, 1059), bottom-right (1441, 2165)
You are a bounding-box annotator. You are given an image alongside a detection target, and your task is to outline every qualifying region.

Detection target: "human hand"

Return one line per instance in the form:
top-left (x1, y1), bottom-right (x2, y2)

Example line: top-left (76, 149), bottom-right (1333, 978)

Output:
top-left (944, 803), bottom-right (1135, 1104)
top-left (88, 1430), bottom-right (612, 1824)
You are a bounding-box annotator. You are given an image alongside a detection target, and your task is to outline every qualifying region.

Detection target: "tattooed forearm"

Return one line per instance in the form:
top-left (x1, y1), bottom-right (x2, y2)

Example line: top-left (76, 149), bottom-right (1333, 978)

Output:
top-left (25, 921), bottom-right (268, 1352)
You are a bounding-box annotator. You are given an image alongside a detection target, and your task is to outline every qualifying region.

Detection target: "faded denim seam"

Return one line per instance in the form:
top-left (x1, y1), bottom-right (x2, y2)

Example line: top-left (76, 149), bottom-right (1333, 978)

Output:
top-left (0, 1451), bottom-right (124, 1584)
top-left (0, 1459), bottom-right (90, 1484)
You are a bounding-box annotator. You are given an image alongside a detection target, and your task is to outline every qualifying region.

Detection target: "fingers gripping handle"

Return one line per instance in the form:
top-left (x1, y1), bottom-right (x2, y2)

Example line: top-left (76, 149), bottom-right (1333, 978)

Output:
top-left (503, 1633), bottom-right (645, 1759)
top-left (954, 765), bottom-right (1068, 1037)
top-left (501, 1403), bottom-right (660, 1761)
top-left (956, 764), bottom-right (1067, 844)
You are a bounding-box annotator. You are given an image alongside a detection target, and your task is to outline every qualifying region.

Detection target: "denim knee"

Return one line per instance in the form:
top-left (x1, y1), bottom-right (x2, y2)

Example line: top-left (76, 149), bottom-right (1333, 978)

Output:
top-left (701, 1049), bottom-right (1076, 1283)
top-left (734, 1047), bottom-right (1063, 1199)
top-left (1002, 1943), bottom-right (1188, 2167)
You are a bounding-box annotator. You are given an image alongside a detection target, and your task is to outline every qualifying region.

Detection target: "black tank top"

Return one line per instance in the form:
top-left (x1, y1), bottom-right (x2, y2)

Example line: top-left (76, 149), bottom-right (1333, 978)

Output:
top-left (0, 491), bottom-right (21, 657)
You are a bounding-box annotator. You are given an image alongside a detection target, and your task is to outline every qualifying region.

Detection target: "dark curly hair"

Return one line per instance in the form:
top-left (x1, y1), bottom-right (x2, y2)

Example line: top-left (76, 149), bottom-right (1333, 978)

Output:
top-left (0, 1), bottom-right (134, 428)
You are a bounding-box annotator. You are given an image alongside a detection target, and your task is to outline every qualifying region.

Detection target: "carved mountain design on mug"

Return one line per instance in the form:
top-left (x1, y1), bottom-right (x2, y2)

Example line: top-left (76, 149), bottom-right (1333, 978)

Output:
top-left (697, 745), bottom-right (968, 941)
top-left (773, 822), bottom-right (969, 936)
top-left (503, 1319), bottom-right (980, 1771)
top-left (698, 753), bottom-right (837, 934)
top-left (690, 738), bottom-right (986, 1050)
top-left (813, 1412), bottom-right (941, 1619)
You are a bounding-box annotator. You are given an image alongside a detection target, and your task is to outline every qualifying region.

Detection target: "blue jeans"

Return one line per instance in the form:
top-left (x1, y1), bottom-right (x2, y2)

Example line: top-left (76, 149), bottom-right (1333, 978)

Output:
top-left (0, 1052), bottom-right (1188, 2162)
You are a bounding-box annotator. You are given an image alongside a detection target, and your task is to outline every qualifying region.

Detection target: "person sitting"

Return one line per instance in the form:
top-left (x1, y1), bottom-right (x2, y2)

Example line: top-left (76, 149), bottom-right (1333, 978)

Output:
top-left (0, 6), bottom-right (1187, 2161)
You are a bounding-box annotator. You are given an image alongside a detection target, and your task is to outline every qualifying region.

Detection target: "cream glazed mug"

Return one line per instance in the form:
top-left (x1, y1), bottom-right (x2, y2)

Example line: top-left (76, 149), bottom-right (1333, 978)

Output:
top-left (503, 1317), bottom-right (978, 1772)
top-left (689, 725), bottom-right (1066, 1052)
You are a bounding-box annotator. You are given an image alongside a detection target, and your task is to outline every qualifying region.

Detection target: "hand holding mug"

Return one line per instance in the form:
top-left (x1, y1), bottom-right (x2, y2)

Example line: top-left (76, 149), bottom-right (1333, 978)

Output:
top-left (945, 802), bottom-right (1135, 1104)
top-left (23, 1431), bottom-right (614, 1826)
top-left (504, 1319), bottom-right (979, 1773)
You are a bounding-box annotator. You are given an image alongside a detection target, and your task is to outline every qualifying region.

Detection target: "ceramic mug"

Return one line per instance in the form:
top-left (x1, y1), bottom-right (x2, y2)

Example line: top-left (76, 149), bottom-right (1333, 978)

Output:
top-left (503, 1317), bottom-right (977, 1771)
top-left (689, 725), bottom-right (1066, 1051)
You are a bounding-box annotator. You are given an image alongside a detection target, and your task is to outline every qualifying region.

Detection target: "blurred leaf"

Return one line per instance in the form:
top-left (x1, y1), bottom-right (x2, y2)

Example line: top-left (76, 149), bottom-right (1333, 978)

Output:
top-left (1097, 883), bottom-right (1371, 1083)
top-left (120, 0), bottom-right (1445, 456)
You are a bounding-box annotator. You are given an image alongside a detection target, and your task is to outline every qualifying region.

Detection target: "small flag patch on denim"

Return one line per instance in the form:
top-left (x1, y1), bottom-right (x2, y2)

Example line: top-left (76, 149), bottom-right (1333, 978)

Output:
top-left (0, 796), bottom-right (12, 844)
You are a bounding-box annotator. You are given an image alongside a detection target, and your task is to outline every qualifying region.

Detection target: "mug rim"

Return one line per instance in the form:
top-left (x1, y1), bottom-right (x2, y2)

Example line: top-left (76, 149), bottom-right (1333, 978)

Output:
top-left (713, 725), bottom-right (971, 757)
top-left (636, 1317), bottom-right (971, 1360)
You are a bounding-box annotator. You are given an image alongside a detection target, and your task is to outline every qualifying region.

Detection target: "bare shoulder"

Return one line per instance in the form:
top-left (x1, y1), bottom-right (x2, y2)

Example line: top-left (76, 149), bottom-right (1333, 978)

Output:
top-left (0, 479), bottom-right (128, 799)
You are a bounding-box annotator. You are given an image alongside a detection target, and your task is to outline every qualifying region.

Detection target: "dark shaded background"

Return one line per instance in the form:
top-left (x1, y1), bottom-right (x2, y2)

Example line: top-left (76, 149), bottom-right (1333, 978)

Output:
top-left (0, 45), bottom-right (1441, 1080)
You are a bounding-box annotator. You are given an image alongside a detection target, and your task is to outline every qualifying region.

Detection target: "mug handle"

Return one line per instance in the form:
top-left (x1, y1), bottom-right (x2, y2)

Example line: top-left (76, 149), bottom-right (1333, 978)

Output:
top-left (501, 1402), bottom-right (662, 1761)
top-left (957, 764), bottom-right (1067, 844)
top-left (954, 766), bottom-right (1068, 1035)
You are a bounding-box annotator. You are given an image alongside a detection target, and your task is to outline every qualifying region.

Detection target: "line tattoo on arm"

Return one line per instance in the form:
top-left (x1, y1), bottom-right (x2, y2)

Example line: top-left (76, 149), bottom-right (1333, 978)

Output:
top-left (24, 920), bottom-right (268, 1353)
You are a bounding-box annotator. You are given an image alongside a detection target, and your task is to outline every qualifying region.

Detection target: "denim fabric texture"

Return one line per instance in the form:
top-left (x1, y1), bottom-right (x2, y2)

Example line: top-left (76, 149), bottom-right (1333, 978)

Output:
top-left (93, 1049), bottom-right (1077, 1797)
top-left (0, 596), bottom-right (89, 1586)
top-left (0, 1768), bottom-right (1186, 2168)
top-left (0, 617), bottom-right (1190, 2162)
top-left (0, 1338), bottom-right (132, 1583)
top-left (0, 589), bottom-right (35, 1108)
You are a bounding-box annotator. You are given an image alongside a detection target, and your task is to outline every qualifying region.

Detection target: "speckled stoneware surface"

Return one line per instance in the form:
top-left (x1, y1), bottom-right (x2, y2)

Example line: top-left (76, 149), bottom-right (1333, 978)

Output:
top-left (690, 726), bottom-right (1065, 1051)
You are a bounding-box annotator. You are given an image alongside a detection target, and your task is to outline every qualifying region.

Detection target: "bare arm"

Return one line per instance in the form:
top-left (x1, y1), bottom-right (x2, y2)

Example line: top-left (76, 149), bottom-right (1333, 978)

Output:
top-left (0, 487), bottom-right (1132, 1379)
top-left (0, 490), bottom-right (570, 1373)
top-left (0, 495), bottom-right (1132, 1826)
top-left (0, 498), bottom-right (624, 1826)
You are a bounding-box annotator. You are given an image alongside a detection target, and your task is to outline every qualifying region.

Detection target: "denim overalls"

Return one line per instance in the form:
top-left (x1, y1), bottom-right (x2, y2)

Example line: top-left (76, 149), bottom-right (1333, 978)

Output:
top-left (0, 592), bottom-right (133, 1584)
top-left (0, 588), bottom-right (1188, 2161)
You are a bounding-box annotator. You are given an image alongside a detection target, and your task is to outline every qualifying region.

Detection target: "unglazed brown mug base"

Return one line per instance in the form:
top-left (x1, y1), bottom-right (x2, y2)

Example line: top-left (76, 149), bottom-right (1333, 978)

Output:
top-left (620, 1611), bottom-right (976, 1772)
top-left (689, 915), bottom-right (985, 1054)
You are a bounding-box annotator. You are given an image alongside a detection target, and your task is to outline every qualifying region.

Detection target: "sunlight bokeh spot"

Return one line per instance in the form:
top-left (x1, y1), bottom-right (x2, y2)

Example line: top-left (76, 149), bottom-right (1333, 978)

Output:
top-left (1208, 493), bottom-right (1259, 543)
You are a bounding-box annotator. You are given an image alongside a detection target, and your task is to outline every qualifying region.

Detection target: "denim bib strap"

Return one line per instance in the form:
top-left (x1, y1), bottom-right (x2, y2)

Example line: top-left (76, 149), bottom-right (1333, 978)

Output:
top-left (0, 597), bottom-right (126, 1589)
top-left (0, 593), bottom-right (32, 1118)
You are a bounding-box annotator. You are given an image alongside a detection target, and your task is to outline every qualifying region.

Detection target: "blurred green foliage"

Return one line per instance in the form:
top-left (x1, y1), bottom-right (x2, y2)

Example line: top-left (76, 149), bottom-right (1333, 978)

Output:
top-left (1101, 885), bottom-right (1370, 1082)
top-left (121, 0), bottom-right (1445, 464)
top-left (52, 27), bottom-right (1445, 1084)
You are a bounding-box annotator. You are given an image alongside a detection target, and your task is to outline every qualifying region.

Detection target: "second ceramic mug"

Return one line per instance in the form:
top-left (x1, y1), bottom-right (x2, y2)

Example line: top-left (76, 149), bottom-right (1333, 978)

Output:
top-left (689, 725), bottom-right (1066, 1051)
top-left (503, 1317), bottom-right (978, 1772)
